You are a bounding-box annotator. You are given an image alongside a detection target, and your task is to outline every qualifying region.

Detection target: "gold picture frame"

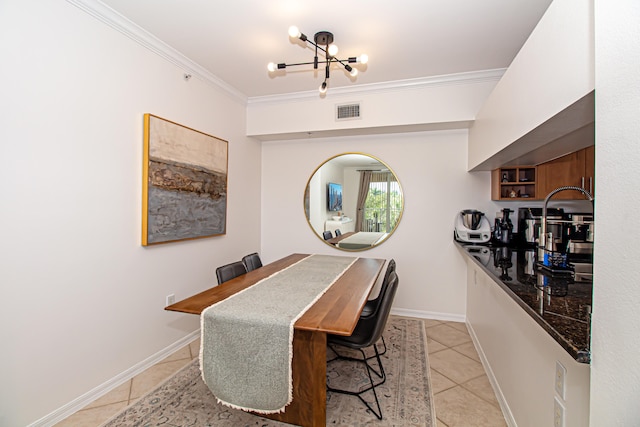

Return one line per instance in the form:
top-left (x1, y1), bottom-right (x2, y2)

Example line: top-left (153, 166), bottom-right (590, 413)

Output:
top-left (142, 114), bottom-right (228, 246)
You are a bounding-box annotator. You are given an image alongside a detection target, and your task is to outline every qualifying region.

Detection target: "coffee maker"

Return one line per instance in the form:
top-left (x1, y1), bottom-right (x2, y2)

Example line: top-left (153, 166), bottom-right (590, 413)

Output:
top-left (518, 207), bottom-right (565, 247)
top-left (565, 212), bottom-right (594, 261)
top-left (493, 208), bottom-right (514, 245)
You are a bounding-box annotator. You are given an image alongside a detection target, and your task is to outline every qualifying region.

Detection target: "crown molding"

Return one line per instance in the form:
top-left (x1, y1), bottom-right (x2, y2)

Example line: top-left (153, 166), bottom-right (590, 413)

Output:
top-left (66, 0), bottom-right (247, 103)
top-left (247, 68), bottom-right (506, 106)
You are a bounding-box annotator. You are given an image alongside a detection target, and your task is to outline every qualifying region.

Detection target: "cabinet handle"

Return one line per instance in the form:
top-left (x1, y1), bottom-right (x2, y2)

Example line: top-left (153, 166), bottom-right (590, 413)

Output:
top-left (581, 176), bottom-right (585, 189)
top-left (589, 177), bottom-right (593, 195)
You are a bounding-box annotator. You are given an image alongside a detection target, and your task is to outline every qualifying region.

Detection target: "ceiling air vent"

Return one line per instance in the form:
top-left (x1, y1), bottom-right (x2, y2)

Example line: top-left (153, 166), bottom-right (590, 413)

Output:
top-left (336, 103), bottom-right (361, 121)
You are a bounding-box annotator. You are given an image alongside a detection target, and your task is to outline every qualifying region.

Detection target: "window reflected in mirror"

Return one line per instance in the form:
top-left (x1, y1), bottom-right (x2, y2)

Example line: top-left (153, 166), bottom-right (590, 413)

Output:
top-left (304, 153), bottom-right (404, 251)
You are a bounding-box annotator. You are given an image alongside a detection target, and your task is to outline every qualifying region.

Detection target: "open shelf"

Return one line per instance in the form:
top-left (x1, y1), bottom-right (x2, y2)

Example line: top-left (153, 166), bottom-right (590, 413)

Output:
top-left (492, 166), bottom-right (537, 200)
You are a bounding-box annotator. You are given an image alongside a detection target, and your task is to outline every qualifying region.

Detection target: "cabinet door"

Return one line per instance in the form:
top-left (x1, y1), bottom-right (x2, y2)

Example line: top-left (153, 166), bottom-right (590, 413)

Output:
top-left (584, 145), bottom-right (595, 197)
top-left (537, 150), bottom-right (586, 200)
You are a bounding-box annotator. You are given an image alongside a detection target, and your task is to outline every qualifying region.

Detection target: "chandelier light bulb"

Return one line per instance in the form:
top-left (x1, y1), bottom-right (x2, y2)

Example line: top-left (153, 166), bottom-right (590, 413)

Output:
top-left (267, 62), bottom-right (276, 72)
top-left (319, 81), bottom-right (328, 94)
top-left (288, 26), bottom-right (301, 38)
top-left (350, 68), bottom-right (358, 77)
top-left (359, 54), bottom-right (369, 64)
top-left (328, 44), bottom-right (339, 57)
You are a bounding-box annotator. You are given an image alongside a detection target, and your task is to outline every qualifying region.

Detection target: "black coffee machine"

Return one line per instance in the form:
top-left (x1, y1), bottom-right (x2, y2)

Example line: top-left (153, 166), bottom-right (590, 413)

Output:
top-left (493, 208), bottom-right (514, 245)
top-left (517, 207), bottom-right (565, 247)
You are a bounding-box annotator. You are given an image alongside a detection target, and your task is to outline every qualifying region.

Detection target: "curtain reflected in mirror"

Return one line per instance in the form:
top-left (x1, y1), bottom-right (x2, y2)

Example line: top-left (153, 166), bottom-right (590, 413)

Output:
top-left (304, 153), bottom-right (404, 251)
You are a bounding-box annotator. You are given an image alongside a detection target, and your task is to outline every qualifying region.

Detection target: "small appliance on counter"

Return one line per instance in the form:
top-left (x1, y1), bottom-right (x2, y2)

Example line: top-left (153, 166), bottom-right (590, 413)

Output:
top-left (454, 209), bottom-right (491, 244)
top-left (565, 213), bottom-right (594, 256)
top-left (564, 212), bottom-right (594, 280)
top-left (518, 207), bottom-right (565, 246)
top-left (493, 208), bottom-right (514, 246)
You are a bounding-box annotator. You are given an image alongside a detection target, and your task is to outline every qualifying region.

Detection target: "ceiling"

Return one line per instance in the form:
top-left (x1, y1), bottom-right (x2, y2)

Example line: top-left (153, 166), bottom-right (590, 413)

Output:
top-left (100, 0), bottom-right (553, 98)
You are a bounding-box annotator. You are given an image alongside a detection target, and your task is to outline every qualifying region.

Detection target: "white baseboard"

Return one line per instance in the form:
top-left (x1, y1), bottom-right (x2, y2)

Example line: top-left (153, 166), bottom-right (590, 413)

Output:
top-left (29, 330), bottom-right (201, 427)
top-left (465, 322), bottom-right (517, 427)
top-left (392, 307), bottom-right (466, 323)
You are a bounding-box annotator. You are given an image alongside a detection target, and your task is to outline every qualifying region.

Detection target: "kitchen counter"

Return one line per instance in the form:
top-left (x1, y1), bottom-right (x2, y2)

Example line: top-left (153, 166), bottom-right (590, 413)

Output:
top-left (456, 241), bottom-right (592, 363)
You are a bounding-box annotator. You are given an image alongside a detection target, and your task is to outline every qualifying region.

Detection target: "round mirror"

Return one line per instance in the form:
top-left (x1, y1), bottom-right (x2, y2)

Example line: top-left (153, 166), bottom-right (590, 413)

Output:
top-left (304, 153), bottom-right (404, 251)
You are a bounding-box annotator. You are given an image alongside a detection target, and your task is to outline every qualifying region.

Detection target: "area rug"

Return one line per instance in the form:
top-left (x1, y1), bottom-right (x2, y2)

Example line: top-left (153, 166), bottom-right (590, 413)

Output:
top-left (101, 316), bottom-right (435, 426)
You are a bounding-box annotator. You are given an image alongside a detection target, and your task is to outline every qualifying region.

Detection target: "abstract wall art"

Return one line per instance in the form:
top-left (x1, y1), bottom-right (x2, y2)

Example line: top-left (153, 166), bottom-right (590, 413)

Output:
top-left (142, 114), bottom-right (228, 245)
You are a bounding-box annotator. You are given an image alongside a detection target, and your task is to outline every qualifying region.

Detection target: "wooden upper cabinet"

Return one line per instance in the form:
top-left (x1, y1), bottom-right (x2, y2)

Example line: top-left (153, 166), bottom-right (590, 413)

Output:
top-left (584, 145), bottom-right (595, 196)
top-left (491, 146), bottom-right (595, 201)
top-left (491, 166), bottom-right (537, 200)
top-left (537, 146), bottom-right (595, 200)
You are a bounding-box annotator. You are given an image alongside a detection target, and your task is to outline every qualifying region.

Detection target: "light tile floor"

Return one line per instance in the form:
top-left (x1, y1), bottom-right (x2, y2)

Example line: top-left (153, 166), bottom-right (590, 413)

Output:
top-left (424, 319), bottom-right (507, 427)
top-left (55, 318), bottom-right (506, 426)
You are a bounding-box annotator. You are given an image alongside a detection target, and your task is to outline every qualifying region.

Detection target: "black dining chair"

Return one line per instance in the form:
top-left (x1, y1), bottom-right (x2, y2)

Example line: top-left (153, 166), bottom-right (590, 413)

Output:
top-left (323, 230), bottom-right (333, 240)
top-left (326, 271), bottom-right (399, 420)
top-left (359, 259), bottom-right (396, 356)
top-left (334, 229), bottom-right (342, 236)
top-left (215, 261), bottom-right (247, 285)
top-left (242, 252), bottom-right (263, 272)
top-left (361, 259), bottom-right (395, 318)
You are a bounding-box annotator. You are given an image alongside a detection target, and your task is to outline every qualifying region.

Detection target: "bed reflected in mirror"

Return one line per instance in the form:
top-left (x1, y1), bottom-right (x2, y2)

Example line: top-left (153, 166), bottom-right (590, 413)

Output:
top-left (304, 153), bottom-right (404, 251)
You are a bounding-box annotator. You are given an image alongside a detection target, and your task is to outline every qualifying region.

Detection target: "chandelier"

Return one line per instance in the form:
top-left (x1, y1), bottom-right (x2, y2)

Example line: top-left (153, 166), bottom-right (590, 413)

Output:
top-left (267, 26), bottom-right (368, 94)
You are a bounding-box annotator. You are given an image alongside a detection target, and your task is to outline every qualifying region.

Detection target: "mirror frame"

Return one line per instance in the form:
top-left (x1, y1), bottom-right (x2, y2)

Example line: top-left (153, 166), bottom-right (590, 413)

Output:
top-left (304, 152), bottom-right (404, 251)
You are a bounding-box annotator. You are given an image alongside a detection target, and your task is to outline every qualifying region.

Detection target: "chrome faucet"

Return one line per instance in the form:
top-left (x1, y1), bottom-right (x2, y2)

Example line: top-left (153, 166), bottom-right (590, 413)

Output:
top-left (539, 186), bottom-right (594, 261)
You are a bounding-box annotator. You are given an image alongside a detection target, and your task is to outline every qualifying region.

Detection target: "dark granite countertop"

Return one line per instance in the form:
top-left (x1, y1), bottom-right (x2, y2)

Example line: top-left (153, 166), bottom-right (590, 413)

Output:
top-left (456, 241), bottom-right (592, 363)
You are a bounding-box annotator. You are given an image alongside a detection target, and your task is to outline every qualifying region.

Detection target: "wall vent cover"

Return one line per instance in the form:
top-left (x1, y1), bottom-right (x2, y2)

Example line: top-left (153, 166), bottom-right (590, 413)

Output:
top-left (336, 103), bottom-right (361, 120)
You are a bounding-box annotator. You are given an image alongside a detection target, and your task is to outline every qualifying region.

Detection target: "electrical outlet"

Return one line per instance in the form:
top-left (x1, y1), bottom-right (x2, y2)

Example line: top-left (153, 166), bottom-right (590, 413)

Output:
top-left (555, 361), bottom-right (566, 399)
top-left (166, 294), bottom-right (175, 307)
top-left (554, 396), bottom-right (565, 427)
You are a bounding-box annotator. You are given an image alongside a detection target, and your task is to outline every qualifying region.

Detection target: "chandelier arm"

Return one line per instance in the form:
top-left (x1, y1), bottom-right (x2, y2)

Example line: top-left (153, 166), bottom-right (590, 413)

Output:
top-left (281, 59), bottom-right (348, 68)
top-left (333, 57), bottom-right (348, 67)
top-left (281, 61), bottom-right (319, 67)
top-left (302, 38), bottom-right (328, 56)
top-left (333, 57), bottom-right (352, 71)
top-left (314, 42), bottom-right (319, 69)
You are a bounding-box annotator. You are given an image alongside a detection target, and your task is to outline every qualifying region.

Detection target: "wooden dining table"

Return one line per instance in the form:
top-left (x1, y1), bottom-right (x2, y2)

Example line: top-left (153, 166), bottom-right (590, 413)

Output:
top-left (165, 253), bottom-right (385, 427)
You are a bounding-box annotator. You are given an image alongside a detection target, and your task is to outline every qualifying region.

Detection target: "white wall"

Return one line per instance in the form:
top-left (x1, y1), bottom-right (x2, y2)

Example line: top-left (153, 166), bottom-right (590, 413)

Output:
top-left (590, 1), bottom-right (640, 425)
top-left (306, 159), bottom-right (347, 237)
top-left (343, 167), bottom-right (360, 221)
top-left (0, 1), bottom-right (260, 426)
top-left (306, 167), bottom-right (324, 235)
top-left (468, 0), bottom-right (594, 170)
top-left (261, 131), bottom-right (498, 318)
top-left (247, 71), bottom-right (500, 139)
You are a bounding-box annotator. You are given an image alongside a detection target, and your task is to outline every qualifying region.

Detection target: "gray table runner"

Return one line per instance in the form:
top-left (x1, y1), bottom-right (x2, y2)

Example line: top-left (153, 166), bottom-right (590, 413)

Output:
top-left (200, 254), bottom-right (357, 413)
